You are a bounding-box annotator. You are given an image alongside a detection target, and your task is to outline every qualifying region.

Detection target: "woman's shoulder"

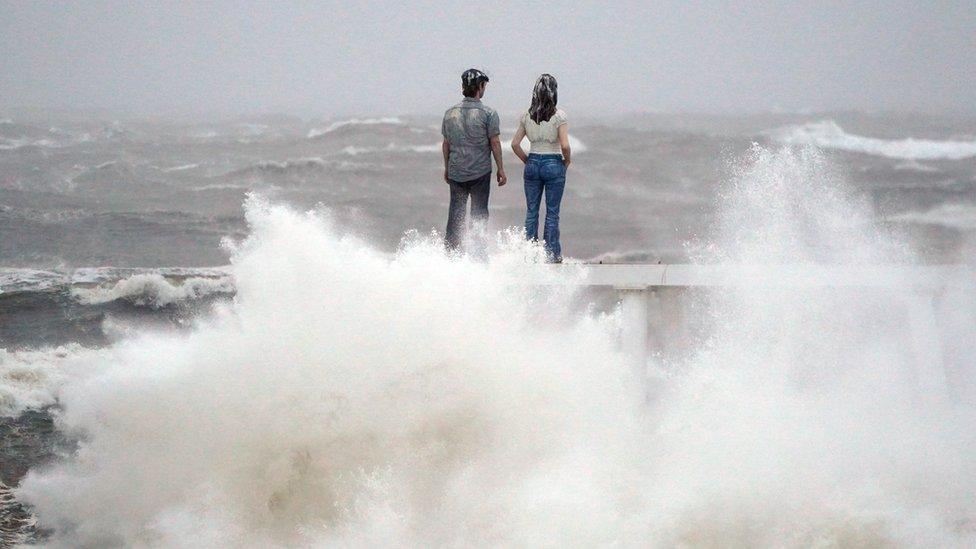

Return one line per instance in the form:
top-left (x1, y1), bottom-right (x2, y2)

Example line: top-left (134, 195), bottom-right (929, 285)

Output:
top-left (553, 109), bottom-right (568, 125)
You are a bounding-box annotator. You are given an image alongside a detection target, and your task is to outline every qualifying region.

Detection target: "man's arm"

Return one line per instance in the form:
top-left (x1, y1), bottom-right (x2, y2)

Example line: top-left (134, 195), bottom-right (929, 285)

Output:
top-left (486, 110), bottom-right (506, 186)
top-left (441, 138), bottom-right (451, 183)
top-left (490, 136), bottom-right (506, 186)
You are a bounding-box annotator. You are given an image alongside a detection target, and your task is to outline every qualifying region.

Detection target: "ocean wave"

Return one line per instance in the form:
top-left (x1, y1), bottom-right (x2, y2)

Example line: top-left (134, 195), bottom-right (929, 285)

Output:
top-left (248, 157), bottom-right (326, 172)
top-left (0, 344), bottom-right (108, 417)
top-left (70, 273), bottom-right (234, 307)
top-left (307, 117), bottom-right (404, 138)
top-left (218, 157), bottom-right (329, 179)
top-left (0, 269), bottom-right (65, 295)
top-left (340, 143), bottom-right (441, 155)
top-left (0, 267), bottom-right (232, 300)
top-left (767, 120), bottom-right (976, 160)
top-left (190, 182), bottom-right (251, 192)
top-left (889, 203), bottom-right (976, 230)
top-left (161, 163), bottom-right (200, 173)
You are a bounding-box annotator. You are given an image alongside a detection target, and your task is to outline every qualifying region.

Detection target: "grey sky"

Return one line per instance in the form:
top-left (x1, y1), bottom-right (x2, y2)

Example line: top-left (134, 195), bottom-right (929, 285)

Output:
top-left (1, 0), bottom-right (973, 118)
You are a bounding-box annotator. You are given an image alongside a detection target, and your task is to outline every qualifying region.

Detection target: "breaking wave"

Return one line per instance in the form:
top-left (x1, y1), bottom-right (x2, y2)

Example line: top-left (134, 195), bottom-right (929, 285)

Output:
top-left (340, 143), bottom-right (441, 155)
top-left (71, 273), bottom-right (234, 307)
top-left (768, 120), bottom-right (976, 160)
top-left (0, 345), bottom-right (110, 417)
top-left (0, 267), bottom-right (231, 301)
top-left (307, 117), bottom-right (405, 138)
top-left (226, 157), bottom-right (329, 178)
top-left (10, 148), bottom-right (976, 547)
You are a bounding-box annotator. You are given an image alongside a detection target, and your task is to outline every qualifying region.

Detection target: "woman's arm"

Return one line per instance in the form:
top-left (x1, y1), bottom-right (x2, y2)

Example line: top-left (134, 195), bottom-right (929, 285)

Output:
top-left (558, 124), bottom-right (571, 167)
top-left (510, 125), bottom-right (528, 164)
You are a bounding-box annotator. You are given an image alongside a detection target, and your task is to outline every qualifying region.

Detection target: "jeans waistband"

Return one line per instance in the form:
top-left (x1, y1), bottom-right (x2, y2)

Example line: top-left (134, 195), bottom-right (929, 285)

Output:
top-left (527, 153), bottom-right (563, 162)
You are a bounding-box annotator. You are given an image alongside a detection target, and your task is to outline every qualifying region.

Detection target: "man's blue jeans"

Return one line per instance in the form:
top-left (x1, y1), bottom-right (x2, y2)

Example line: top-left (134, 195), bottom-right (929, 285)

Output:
top-left (523, 154), bottom-right (566, 261)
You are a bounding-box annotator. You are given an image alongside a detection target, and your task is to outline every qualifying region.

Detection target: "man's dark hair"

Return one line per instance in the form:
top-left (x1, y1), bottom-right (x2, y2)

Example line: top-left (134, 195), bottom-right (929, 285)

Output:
top-left (461, 68), bottom-right (489, 98)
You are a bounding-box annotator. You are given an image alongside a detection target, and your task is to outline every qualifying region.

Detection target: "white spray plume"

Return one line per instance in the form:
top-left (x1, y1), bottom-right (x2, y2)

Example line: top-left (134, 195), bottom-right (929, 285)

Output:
top-left (15, 148), bottom-right (976, 547)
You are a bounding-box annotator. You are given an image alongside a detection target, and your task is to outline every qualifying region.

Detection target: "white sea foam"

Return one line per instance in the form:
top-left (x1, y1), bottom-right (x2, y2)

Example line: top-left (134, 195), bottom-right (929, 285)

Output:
top-left (889, 203), bottom-right (976, 230)
top-left (768, 120), bottom-right (976, 160)
top-left (340, 143), bottom-right (440, 156)
top-left (307, 117), bottom-right (404, 138)
top-left (14, 151), bottom-right (976, 547)
top-left (0, 138), bottom-right (62, 150)
top-left (0, 345), bottom-right (110, 417)
top-left (71, 273), bottom-right (235, 307)
top-left (161, 163), bottom-right (200, 173)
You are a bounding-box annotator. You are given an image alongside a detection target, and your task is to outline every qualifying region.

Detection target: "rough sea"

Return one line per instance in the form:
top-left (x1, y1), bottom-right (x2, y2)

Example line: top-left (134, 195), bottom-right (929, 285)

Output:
top-left (1, 111), bottom-right (975, 546)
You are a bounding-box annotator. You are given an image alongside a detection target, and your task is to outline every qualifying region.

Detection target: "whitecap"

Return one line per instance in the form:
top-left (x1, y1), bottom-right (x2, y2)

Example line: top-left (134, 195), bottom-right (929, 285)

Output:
top-left (767, 120), bottom-right (976, 160)
top-left (71, 273), bottom-right (235, 307)
top-left (0, 344), bottom-right (109, 417)
top-left (162, 163), bottom-right (200, 173)
top-left (308, 117), bottom-right (404, 138)
top-left (340, 143), bottom-right (440, 155)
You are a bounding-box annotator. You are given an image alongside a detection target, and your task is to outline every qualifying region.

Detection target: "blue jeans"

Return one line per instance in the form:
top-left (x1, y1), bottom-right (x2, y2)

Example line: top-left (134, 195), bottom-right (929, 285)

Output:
top-left (523, 154), bottom-right (566, 260)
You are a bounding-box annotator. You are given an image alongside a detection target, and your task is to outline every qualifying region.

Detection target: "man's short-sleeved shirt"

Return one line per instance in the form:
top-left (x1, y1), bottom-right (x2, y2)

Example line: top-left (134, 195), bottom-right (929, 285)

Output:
top-left (441, 97), bottom-right (500, 182)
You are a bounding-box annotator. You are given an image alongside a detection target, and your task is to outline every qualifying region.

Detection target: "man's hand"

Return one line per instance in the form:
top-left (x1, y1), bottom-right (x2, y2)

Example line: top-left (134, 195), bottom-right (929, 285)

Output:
top-left (497, 170), bottom-right (507, 186)
top-left (444, 169), bottom-right (450, 184)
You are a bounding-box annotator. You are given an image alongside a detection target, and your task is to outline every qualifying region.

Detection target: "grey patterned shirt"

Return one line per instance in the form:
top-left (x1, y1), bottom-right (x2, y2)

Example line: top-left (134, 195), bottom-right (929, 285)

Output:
top-left (441, 98), bottom-right (500, 182)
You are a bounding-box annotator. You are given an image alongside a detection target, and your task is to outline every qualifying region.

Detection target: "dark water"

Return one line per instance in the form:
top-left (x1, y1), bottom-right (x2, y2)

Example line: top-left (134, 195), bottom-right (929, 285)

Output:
top-left (1, 409), bottom-right (61, 545)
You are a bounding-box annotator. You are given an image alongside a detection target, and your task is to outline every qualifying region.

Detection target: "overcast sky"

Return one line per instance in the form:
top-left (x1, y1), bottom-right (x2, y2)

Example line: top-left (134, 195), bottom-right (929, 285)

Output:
top-left (1, 1), bottom-right (973, 118)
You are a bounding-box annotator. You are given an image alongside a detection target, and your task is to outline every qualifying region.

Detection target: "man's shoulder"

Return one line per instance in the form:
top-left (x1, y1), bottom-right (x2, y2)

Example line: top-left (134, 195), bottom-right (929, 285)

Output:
top-left (478, 102), bottom-right (498, 116)
top-left (443, 104), bottom-right (462, 122)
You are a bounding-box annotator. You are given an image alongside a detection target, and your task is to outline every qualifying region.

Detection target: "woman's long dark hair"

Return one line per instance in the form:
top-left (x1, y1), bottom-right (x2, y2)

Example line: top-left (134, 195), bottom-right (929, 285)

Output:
top-left (528, 74), bottom-right (558, 124)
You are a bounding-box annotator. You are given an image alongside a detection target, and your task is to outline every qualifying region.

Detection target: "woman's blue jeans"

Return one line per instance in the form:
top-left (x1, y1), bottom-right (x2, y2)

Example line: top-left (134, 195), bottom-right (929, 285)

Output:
top-left (523, 153), bottom-right (566, 261)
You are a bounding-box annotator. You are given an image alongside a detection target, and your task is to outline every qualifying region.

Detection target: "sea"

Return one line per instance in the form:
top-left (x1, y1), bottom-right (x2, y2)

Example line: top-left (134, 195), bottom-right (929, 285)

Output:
top-left (1, 111), bottom-right (975, 547)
